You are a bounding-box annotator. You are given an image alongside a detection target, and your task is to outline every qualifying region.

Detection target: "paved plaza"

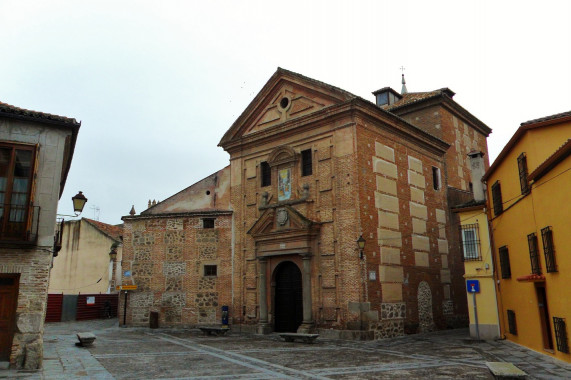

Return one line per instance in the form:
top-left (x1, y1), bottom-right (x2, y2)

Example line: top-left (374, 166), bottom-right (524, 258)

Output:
top-left (1, 318), bottom-right (570, 379)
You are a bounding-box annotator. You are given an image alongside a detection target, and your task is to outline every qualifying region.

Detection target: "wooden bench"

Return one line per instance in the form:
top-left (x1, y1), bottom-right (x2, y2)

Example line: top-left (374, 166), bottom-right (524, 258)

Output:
top-left (485, 362), bottom-right (527, 379)
top-left (199, 326), bottom-right (230, 336)
top-left (279, 333), bottom-right (319, 344)
top-left (76, 332), bottom-right (96, 347)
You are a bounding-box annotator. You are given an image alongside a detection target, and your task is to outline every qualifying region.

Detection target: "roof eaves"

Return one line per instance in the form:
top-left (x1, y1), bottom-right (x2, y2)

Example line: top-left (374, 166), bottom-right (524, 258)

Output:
top-left (528, 139), bottom-right (571, 182)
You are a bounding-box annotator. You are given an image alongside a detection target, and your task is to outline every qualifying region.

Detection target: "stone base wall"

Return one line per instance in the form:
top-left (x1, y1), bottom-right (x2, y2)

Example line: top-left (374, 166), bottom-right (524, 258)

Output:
top-left (0, 248), bottom-right (52, 369)
top-left (119, 214), bottom-right (232, 328)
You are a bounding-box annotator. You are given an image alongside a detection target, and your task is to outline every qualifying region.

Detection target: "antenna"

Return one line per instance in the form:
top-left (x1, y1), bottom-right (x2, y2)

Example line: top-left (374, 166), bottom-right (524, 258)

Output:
top-left (90, 205), bottom-right (100, 221)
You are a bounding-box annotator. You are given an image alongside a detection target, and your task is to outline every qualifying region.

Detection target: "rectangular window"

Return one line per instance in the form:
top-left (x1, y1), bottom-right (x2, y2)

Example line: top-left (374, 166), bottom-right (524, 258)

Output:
top-left (204, 264), bottom-right (217, 277)
top-left (261, 161), bottom-right (271, 187)
top-left (517, 152), bottom-right (529, 194)
top-left (0, 143), bottom-right (37, 242)
top-left (553, 317), bottom-right (569, 353)
top-left (203, 218), bottom-right (215, 229)
top-left (507, 310), bottom-right (517, 335)
top-left (301, 149), bottom-right (312, 176)
top-left (432, 167), bottom-right (441, 190)
top-left (541, 226), bottom-right (557, 273)
top-left (527, 232), bottom-right (542, 275)
top-left (491, 181), bottom-right (503, 216)
top-left (499, 246), bottom-right (512, 279)
top-left (459, 224), bottom-right (480, 261)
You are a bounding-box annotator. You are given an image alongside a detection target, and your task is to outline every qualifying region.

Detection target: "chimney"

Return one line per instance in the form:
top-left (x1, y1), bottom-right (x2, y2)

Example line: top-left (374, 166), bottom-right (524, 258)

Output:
top-left (467, 151), bottom-right (486, 202)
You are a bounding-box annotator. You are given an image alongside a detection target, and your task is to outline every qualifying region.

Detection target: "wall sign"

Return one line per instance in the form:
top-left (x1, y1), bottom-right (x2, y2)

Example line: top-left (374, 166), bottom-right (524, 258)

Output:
top-left (86, 296), bottom-right (95, 305)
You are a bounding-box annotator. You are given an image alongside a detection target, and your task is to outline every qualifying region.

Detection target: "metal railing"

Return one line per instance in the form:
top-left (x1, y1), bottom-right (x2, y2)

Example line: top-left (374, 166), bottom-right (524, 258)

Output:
top-left (0, 204), bottom-right (40, 245)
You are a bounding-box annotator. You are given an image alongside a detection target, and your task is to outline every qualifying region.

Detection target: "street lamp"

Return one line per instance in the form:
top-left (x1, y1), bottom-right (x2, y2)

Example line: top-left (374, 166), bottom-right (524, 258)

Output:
top-left (71, 191), bottom-right (88, 216)
top-left (357, 235), bottom-right (366, 259)
top-left (109, 243), bottom-right (118, 261)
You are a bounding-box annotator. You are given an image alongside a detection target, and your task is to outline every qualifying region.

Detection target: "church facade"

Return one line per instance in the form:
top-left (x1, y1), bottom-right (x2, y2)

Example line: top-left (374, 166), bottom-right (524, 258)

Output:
top-left (120, 68), bottom-right (490, 338)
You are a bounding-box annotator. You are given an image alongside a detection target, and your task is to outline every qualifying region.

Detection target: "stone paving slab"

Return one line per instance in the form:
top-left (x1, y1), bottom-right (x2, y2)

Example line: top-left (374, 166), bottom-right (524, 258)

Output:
top-left (1, 319), bottom-right (570, 379)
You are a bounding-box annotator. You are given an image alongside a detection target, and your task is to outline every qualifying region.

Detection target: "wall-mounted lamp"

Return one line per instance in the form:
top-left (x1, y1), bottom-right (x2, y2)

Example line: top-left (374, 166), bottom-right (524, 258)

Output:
top-left (109, 243), bottom-right (118, 261)
top-left (357, 235), bottom-right (366, 259)
top-left (71, 191), bottom-right (88, 216)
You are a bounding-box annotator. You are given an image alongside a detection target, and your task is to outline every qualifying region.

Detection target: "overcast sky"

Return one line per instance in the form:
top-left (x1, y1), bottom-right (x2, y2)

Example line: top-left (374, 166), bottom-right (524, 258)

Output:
top-left (1, 0), bottom-right (570, 225)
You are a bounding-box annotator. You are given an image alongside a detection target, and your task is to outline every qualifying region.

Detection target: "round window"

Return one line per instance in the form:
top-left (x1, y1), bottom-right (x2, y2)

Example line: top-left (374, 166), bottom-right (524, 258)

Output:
top-left (280, 97), bottom-right (289, 109)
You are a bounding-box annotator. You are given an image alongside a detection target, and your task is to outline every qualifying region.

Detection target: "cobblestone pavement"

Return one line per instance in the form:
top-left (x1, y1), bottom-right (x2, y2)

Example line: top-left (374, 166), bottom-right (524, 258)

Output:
top-left (1, 319), bottom-right (570, 379)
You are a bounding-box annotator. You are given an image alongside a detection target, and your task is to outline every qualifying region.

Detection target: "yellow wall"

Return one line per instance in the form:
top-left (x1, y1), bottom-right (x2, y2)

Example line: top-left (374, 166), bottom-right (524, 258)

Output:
top-left (486, 121), bottom-right (571, 362)
top-left (458, 208), bottom-right (500, 339)
top-left (49, 219), bottom-right (122, 294)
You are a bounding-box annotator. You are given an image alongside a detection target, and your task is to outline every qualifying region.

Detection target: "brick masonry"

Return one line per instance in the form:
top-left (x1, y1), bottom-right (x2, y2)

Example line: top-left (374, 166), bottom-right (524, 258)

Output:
top-left (119, 70), bottom-right (490, 339)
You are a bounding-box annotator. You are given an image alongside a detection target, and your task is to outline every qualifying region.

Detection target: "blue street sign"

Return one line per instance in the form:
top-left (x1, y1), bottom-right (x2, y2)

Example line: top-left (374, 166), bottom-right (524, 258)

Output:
top-left (467, 279), bottom-right (480, 293)
top-left (466, 280), bottom-right (480, 293)
top-left (123, 270), bottom-right (132, 277)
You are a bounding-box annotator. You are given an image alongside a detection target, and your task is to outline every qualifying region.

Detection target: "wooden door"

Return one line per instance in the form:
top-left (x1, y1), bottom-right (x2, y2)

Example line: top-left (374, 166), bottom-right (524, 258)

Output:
top-left (536, 285), bottom-right (554, 350)
top-left (274, 261), bottom-right (303, 333)
top-left (0, 274), bottom-right (19, 361)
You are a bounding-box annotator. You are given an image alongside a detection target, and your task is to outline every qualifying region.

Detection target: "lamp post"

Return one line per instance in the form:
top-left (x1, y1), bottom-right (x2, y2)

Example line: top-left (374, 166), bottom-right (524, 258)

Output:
top-left (71, 191), bottom-right (88, 216)
top-left (356, 235), bottom-right (366, 331)
top-left (357, 235), bottom-right (366, 259)
top-left (54, 191), bottom-right (88, 256)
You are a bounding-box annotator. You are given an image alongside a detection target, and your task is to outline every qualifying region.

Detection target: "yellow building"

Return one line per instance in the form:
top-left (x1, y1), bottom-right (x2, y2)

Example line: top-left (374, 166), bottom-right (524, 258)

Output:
top-left (453, 151), bottom-right (500, 340)
top-left (49, 218), bottom-right (123, 295)
top-left (482, 111), bottom-right (571, 362)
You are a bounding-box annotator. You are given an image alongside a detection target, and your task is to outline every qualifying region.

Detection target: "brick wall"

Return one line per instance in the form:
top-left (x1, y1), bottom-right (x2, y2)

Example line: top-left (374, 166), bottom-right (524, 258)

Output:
top-left (119, 214), bottom-right (232, 327)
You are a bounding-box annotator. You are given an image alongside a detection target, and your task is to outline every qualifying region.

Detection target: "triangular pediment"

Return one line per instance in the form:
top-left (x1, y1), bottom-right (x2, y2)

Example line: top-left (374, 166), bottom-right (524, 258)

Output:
top-left (247, 205), bottom-right (317, 238)
top-left (219, 68), bottom-right (355, 148)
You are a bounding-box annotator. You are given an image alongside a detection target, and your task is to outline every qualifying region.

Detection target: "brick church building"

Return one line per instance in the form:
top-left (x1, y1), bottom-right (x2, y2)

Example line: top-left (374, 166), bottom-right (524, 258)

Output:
top-left (120, 68), bottom-right (490, 339)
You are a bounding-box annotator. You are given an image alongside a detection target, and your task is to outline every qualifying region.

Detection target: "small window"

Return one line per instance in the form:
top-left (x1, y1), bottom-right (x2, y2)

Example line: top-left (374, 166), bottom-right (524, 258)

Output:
top-left (301, 149), bottom-right (312, 176)
top-left (517, 153), bottom-right (530, 194)
top-left (499, 246), bottom-right (511, 279)
top-left (507, 310), bottom-right (517, 335)
top-left (261, 161), bottom-right (271, 187)
top-left (203, 218), bottom-right (215, 229)
top-left (460, 224), bottom-right (480, 261)
top-left (204, 265), bottom-right (217, 277)
top-left (527, 232), bottom-right (541, 275)
top-left (541, 226), bottom-right (557, 273)
top-left (491, 181), bottom-right (503, 216)
top-left (553, 317), bottom-right (569, 353)
top-left (432, 167), bottom-right (441, 190)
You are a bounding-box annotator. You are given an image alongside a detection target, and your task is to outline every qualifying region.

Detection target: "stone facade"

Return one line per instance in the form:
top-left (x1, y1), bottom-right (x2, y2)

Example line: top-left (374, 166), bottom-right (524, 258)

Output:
top-left (0, 107), bottom-right (79, 368)
top-left (120, 68), bottom-right (490, 339)
top-left (120, 213), bottom-right (232, 327)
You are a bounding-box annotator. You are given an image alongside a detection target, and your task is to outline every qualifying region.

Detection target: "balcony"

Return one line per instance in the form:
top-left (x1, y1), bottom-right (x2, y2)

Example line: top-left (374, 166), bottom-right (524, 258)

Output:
top-left (0, 204), bottom-right (40, 247)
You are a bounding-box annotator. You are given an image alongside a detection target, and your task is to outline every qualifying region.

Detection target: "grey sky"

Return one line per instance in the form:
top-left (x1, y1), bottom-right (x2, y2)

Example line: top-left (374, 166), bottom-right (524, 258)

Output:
top-left (1, 0), bottom-right (570, 225)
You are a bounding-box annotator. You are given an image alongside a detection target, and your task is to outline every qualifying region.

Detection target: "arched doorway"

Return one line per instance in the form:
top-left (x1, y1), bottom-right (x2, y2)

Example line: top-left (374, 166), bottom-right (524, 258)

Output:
top-left (274, 261), bottom-right (303, 332)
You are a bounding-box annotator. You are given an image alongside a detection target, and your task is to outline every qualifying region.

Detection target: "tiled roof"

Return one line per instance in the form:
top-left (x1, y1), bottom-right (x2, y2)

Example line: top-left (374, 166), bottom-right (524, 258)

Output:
top-left (0, 101), bottom-right (80, 126)
top-left (385, 88), bottom-right (456, 111)
top-left (84, 218), bottom-right (123, 242)
top-left (528, 139), bottom-right (571, 182)
top-left (521, 110), bottom-right (571, 126)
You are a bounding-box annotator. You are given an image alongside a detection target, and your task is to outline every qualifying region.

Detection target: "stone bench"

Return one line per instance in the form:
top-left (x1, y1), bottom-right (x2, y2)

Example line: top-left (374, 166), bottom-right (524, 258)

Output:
top-left (199, 326), bottom-right (230, 336)
top-left (76, 332), bottom-right (96, 347)
top-left (485, 362), bottom-right (527, 379)
top-left (279, 333), bottom-right (319, 344)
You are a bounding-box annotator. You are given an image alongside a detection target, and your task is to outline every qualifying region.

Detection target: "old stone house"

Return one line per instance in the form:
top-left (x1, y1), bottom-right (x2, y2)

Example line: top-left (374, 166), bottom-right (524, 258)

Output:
top-left (0, 101), bottom-right (80, 368)
top-left (120, 68), bottom-right (490, 339)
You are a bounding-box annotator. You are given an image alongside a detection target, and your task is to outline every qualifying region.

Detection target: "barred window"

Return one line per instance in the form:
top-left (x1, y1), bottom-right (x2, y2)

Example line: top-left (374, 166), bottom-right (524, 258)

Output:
top-left (204, 265), bottom-right (217, 277)
top-left (517, 152), bottom-right (530, 194)
top-left (507, 310), bottom-right (517, 335)
top-left (527, 233), bottom-right (542, 275)
top-left (460, 224), bottom-right (480, 261)
top-left (541, 226), bottom-right (557, 273)
top-left (203, 218), bottom-right (215, 229)
top-left (553, 317), bottom-right (569, 353)
top-left (261, 162), bottom-right (271, 187)
top-left (499, 246), bottom-right (511, 279)
top-left (491, 181), bottom-right (503, 216)
top-left (301, 149), bottom-right (312, 177)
